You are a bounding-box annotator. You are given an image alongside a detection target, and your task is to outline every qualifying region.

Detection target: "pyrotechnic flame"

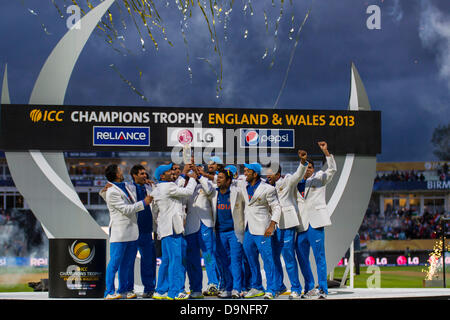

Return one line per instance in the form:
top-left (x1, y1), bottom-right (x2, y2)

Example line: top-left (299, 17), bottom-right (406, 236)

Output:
top-left (422, 239), bottom-right (448, 281)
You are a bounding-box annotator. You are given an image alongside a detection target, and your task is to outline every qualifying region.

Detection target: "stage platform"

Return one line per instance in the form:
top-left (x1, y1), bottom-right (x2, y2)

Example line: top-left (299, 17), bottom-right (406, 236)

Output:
top-left (0, 288), bottom-right (449, 300)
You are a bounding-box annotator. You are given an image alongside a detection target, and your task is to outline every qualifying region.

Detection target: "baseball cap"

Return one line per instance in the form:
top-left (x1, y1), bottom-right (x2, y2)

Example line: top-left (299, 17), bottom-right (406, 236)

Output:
top-left (244, 163), bottom-right (262, 175)
top-left (209, 156), bottom-right (223, 165)
top-left (224, 165), bottom-right (237, 176)
top-left (154, 163), bottom-right (173, 181)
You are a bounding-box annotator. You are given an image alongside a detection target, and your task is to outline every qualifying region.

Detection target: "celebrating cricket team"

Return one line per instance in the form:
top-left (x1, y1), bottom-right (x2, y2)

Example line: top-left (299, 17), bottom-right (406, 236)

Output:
top-left (101, 141), bottom-right (337, 300)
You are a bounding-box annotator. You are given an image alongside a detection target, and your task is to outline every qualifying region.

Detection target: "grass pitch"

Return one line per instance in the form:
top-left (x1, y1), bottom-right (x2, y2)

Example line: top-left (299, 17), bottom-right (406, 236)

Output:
top-left (331, 265), bottom-right (449, 288)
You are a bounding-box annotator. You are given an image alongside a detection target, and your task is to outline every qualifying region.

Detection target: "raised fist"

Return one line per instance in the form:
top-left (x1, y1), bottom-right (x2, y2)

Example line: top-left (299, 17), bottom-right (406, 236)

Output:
top-left (318, 141), bottom-right (327, 150)
top-left (298, 150), bottom-right (307, 164)
top-left (318, 141), bottom-right (330, 156)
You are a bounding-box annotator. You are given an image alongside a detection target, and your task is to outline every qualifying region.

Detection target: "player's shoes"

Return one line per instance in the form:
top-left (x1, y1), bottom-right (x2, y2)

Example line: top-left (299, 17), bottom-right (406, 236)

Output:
top-left (141, 291), bottom-right (154, 298)
top-left (104, 293), bottom-right (123, 300)
top-left (264, 292), bottom-right (275, 300)
top-left (243, 288), bottom-right (264, 299)
top-left (218, 291), bottom-right (231, 298)
top-left (152, 292), bottom-right (168, 300)
top-left (175, 291), bottom-right (190, 300)
top-left (318, 289), bottom-right (328, 299)
top-left (301, 288), bottom-right (318, 299)
top-left (289, 291), bottom-right (301, 300)
top-left (202, 284), bottom-right (219, 296)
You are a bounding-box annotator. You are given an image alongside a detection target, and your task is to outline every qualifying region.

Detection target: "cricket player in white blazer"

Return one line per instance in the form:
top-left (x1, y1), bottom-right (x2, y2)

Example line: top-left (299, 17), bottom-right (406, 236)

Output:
top-left (237, 163), bottom-right (282, 300)
top-left (210, 169), bottom-right (246, 299)
top-left (266, 150), bottom-right (308, 299)
top-left (150, 163), bottom-right (197, 300)
top-left (102, 164), bottom-right (152, 300)
top-left (295, 141), bottom-right (337, 300)
top-left (183, 163), bottom-right (220, 298)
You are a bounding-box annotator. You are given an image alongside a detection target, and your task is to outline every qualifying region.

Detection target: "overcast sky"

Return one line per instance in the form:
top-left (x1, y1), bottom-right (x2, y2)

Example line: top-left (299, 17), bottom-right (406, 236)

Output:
top-left (0, 0), bottom-right (449, 162)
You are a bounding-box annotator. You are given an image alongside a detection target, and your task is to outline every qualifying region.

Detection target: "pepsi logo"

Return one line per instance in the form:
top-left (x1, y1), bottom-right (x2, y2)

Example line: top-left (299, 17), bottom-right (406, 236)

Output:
top-left (245, 130), bottom-right (259, 145)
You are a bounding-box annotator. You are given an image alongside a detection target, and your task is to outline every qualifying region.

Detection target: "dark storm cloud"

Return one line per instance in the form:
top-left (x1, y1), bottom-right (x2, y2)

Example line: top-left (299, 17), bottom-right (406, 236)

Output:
top-left (0, 0), bottom-right (449, 161)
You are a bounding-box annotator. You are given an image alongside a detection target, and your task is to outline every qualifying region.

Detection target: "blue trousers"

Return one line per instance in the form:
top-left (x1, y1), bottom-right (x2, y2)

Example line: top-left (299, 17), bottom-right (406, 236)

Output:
top-left (273, 227), bottom-right (301, 293)
top-left (155, 251), bottom-right (169, 294)
top-left (104, 240), bottom-right (137, 297)
top-left (295, 226), bottom-right (328, 294)
top-left (242, 254), bottom-right (251, 291)
top-left (198, 222), bottom-right (219, 286)
top-left (158, 233), bottom-right (186, 298)
top-left (215, 230), bottom-right (243, 292)
top-left (243, 229), bottom-right (278, 295)
top-left (127, 233), bottom-right (156, 293)
top-left (271, 229), bottom-right (286, 293)
top-left (185, 231), bottom-right (203, 292)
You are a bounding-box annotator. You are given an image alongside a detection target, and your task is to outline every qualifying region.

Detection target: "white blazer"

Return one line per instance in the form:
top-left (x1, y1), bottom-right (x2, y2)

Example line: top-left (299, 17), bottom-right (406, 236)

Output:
top-left (238, 179), bottom-right (282, 236)
top-left (274, 162), bottom-right (308, 229)
top-left (297, 155), bottom-right (337, 231)
top-left (103, 184), bottom-right (145, 243)
top-left (211, 185), bottom-right (246, 243)
top-left (185, 176), bottom-right (215, 235)
top-left (151, 178), bottom-right (197, 239)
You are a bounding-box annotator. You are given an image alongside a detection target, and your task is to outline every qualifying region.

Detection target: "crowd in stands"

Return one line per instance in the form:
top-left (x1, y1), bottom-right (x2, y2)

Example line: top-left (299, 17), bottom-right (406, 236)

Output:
top-left (374, 162), bottom-right (449, 183)
top-left (374, 170), bottom-right (426, 182)
top-left (358, 206), bottom-right (447, 241)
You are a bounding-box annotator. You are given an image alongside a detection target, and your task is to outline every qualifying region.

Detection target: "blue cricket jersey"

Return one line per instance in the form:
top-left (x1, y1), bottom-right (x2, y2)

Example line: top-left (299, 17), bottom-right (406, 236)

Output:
top-left (216, 188), bottom-right (234, 232)
top-left (246, 179), bottom-right (261, 201)
top-left (134, 183), bottom-right (153, 234)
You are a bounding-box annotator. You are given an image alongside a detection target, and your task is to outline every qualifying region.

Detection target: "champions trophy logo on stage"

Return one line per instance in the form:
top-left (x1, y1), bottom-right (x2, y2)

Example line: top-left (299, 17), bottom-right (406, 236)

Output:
top-left (1, 0), bottom-right (378, 296)
top-left (68, 241), bottom-right (96, 265)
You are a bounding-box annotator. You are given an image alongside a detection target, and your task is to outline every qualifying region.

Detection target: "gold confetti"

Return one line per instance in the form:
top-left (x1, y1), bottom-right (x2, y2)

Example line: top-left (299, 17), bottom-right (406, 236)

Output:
top-left (46, 1), bottom-right (311, 98)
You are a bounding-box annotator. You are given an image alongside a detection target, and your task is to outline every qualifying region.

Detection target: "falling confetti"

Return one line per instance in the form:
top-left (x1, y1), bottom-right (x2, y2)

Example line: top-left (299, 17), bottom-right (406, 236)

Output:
top-left (44, 0), bottom-right (313, 99)
top-left (110, 64), bottom-right (149, 102)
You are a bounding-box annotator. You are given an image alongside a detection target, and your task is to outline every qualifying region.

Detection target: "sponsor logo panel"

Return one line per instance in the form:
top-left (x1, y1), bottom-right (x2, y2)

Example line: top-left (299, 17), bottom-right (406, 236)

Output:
top-left (167, 127), bottom-right (223, 148)
top-left (240, 128), bottom-right (295, 148)
top-left (93, 126), bottom-right (150, 147)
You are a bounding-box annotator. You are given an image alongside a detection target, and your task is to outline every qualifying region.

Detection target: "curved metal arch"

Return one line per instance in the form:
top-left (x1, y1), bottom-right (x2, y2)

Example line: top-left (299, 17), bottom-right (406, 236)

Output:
top-left (2, 0), bottom-right (115, 239)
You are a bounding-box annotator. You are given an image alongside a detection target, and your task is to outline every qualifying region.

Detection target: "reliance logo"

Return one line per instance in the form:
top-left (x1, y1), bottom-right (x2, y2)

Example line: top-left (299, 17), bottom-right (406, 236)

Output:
top-left (93, 126), bottom-right (150, 147)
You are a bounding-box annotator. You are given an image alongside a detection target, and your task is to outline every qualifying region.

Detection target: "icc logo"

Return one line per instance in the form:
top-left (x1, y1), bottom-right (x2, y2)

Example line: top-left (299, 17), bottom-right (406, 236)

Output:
top-left (30, 109), bottom-right (64, 122)
top-left (68, 241), bottom-right (95, 264)
top-left (246, 130), bottom-right (259, 146)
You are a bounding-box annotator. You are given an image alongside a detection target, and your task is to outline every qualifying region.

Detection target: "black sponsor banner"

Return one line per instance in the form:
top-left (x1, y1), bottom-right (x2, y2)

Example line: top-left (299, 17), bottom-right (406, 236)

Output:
top-left (340, 250), bottom-right (438, 267)
top-left (0, 104), bottom-right (381, 155)
top-left (48, 238), bottom-right (106, 298)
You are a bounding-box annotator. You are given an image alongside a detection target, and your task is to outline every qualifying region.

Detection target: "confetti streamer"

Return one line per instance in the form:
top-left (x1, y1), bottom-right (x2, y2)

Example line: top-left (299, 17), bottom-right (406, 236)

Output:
top-left (273, 1), bottom-right (314, 109)
top-left (44, 1), bottom-right (312, 99)
top-left (110, 64), bottom-right (149, 102)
